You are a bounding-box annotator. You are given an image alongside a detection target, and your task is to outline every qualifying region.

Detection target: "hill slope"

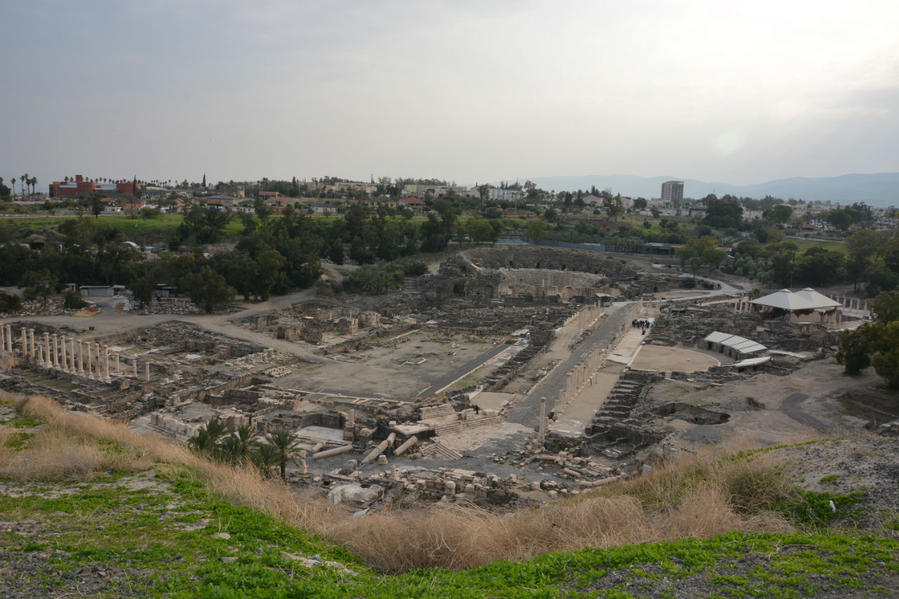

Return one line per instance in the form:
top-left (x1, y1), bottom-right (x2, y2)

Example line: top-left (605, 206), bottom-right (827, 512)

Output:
top-left (1, 394), bottom-right (897, 598)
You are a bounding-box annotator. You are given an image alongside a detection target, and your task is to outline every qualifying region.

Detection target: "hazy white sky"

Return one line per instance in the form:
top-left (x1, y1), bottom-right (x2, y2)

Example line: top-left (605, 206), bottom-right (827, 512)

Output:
top-left (2, 0), bottom-right (898, 188)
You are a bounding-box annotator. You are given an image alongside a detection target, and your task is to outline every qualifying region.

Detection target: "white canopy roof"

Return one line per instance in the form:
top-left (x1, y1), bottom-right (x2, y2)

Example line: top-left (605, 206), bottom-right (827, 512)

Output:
top-left (751, 288), bottom-right (841, 311)
top-left (703, 331), bottom-right (767, 355)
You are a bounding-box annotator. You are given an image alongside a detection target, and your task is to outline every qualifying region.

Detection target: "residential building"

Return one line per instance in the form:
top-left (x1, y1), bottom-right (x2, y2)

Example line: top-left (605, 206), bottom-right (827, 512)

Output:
top-left (661, 180), bottom-right (684, 211)
top-left (49, 175), bottom-right (140, 198)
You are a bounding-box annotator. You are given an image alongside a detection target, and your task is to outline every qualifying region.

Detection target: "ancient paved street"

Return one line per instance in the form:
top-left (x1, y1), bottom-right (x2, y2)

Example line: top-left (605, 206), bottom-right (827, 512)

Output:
top-left (505, 302), bottom-right (632, 429)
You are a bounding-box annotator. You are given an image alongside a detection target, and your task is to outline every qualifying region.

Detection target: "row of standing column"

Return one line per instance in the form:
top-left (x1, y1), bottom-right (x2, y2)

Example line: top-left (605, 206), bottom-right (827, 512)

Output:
top-left (558, 345), bottom-right (608, 411)
top-left (830, 295), bottom-right (868, 311)
top-left (2, 326), bottom-right (151, 382)
top-left (0, 324), bottom-right (13, 353)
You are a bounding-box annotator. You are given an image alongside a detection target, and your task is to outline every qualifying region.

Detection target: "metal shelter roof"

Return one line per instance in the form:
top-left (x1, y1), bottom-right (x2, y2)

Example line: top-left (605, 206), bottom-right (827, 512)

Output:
top-left (751, 288), bottom-right (841, 311)
top-left (703, 331), bottom-right (767, 355)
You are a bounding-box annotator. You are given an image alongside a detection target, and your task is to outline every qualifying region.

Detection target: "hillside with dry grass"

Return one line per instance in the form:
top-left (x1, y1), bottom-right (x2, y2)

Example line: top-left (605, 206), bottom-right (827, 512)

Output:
top-left (1, 391), bottom-right (896, 597)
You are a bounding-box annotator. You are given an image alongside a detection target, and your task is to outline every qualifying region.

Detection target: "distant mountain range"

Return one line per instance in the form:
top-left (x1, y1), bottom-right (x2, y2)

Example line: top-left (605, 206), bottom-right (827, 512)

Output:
top-left (525, 172), bottom-right (899, 208)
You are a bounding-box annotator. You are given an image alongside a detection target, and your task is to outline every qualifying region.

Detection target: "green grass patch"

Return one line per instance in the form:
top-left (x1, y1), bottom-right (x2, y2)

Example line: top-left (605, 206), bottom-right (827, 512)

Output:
top-left (9, 416), bottom-right (43, 428)
top-left (789, 237), bottom-right (847, 254)
top-left (4, 431), bottom-right (34, 449)
top-left (778, 490), bottom-right (868, 527)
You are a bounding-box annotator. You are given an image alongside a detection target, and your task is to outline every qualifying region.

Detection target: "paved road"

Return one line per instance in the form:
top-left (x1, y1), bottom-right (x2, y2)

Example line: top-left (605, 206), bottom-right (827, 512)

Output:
top-left (505, 302), bottom-right (633, 429)
top-left (416, 342), bottom-right (512, 398)
top-left (782, 392), bottom-right (831, 433)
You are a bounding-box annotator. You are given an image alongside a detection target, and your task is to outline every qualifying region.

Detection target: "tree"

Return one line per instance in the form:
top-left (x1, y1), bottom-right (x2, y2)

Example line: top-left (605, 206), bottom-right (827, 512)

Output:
top-left (767, 241), bottom-right (799, 286)
top-left (220, 425), bottom-right (257, 464)
top-left (676, 236), bottom-right (726, 279)
top-left (130, 276), bottom-right (155, 308)
top-left (872, 291), bottom-right (899, 324)
top-left (796, 247), bottom-right (844, 287)
top-left (825, 208), bottom-right (853, 231)
top-left (845, 230), bottom-right (881, 292)
top-left (871, 322), bottom-right (899, 389)
top-left (266, 430), bottom-right (302, 480)
top-left (603, 194), bottom-right (624, 221)
top-left (465, 218), bottom-right (497, 243)
top-left (188, 417), bottom-right (229, 454)
top-left (251, 441), bottom-right (278, 478)
top-left (185, 266), bottom-right (233, 313)
top-left (703, 197), bottom-right (743, 229)
top-left (89, 193), bottom-right (104, 218)
top-left (526, 219), bottom-right (547, 241)
top-left (764, 204), bottom-right (792, 225)
top-left (836, 293), bottom-right (899, 390)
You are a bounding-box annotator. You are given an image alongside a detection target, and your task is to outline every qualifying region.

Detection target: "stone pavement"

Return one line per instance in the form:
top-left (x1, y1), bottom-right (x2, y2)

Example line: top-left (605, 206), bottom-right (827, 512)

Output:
top-left (505, 302), bottom-right (633, 429)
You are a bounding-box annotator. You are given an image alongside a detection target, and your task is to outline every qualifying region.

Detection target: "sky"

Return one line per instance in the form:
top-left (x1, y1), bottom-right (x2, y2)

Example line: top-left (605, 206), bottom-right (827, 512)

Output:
top-left (2, 0), bottom-right (898, 189)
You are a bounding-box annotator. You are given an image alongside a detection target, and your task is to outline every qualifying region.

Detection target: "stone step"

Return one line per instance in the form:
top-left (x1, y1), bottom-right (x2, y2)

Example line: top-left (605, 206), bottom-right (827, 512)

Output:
top-left (420, 441), bottom-right (463, 460)
top-left (435, 415), bottom-right (502, 435)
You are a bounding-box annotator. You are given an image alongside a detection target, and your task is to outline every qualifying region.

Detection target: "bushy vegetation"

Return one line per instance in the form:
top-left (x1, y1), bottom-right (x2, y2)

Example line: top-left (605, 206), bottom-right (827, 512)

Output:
top-left (723, 228), bottom-right (899, 291)
top-left (837, 291), bottom-right (899, 390)
top-left (0, 199), bottom-right (505, 312)
top-left (187, 417), bottom-right (302, 480)
top-left (0, 291), bottom-right (22, 313)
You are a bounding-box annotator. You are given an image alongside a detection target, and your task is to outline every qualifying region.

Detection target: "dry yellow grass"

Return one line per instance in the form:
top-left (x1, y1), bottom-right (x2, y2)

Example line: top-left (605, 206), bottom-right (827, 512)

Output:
top-left (0, 391), bottom-right (796, 572)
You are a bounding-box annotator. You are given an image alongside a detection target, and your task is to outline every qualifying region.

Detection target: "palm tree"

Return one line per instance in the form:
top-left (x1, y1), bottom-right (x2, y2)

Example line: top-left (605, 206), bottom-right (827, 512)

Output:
top-left (10, 177), bottom-right (15, 198)
top-left (188, 417), bottom-right (228, 456)
top-left (30, 176), bottom-right (37, 196)
top-left (22, 174), bottom-right (28, 199)
top-left (219, 425), bottom-right (256, 464)
top-left (0, 177), bottom-right (4, 196)
top-left (251, 441), bottom-right (278, 478)
top-left (266, 430), bottom-right (301, 480)
top-left (188, 427), bottom-right (213, 453)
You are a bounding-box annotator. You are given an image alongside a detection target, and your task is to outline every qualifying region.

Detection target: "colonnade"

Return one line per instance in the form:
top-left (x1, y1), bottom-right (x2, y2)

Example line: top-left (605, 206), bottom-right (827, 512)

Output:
top-left (0, 326), bottom-right (152, 383)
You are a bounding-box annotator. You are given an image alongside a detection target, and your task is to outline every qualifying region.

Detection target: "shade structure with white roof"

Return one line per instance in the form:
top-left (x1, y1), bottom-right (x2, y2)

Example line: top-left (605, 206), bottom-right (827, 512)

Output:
top-left (750, 288), bottom-right (842, 325)
top-left (703, 332), bottom-right (767, 359)
top-left (752, 288), bottom-right (841, 311)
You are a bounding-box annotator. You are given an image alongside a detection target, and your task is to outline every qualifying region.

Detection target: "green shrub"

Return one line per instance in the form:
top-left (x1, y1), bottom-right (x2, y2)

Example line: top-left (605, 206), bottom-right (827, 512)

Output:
top-left (63, 290), bottom-right (88, 309)
top-left (0, 291), bottom-right (22, 313)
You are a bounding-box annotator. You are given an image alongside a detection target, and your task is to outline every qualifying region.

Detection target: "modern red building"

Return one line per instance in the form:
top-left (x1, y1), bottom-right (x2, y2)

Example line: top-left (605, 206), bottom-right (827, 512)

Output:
top-left (49, 175), bottom-right (140, 198)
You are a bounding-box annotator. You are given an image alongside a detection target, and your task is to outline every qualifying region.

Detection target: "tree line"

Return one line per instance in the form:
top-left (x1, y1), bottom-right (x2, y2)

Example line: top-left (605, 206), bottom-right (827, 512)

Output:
top-left (723, 229), bottom-right (899, 294)
top-left (0, 200), bottom-right (504, 312)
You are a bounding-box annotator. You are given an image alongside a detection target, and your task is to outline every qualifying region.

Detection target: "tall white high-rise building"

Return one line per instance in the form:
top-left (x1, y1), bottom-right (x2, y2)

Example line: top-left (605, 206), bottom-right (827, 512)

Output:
top-left (661, 180), bottom-right (684, 214)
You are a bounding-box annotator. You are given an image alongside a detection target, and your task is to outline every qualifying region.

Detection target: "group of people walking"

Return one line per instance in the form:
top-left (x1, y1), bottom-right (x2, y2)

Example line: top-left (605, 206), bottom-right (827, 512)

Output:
top-left (632, 318), bottom-right (653, 335)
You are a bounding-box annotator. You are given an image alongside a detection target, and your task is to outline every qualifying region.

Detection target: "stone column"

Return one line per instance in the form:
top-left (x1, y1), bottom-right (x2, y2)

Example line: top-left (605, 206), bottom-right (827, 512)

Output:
top-left (115, 354), bottom-right (121, 374)
top-left (43, 332), bottom-right (50, 366)
top-left (52, 335), bottom-right (59, 367)
top-left (29, 329), bottom-right (36, 359)
top-left (538, 397), bottom-right (547, 444)
top-left (5, 324), bottom-right (12, 352)
top-left (20, 328), bottom-right (27, 357)
top-left (69, 338), bottom-right (76, 372)
top-left (103, 347), bottom-right (110, 381)
top-left (86, 343), bottom-right (93, 378)
top-left (60, 337), bottom-right (68, 371)
top-left (37, 344), bottom-right (44, 367)
top-left (133, 359), bottom-right (138, 377)
top-left (297, 450), bottom-right (308, 475)
top-left (145, 362), bottom-right (151, 382)
top-left (77, 341), bottom-right (84, 374)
